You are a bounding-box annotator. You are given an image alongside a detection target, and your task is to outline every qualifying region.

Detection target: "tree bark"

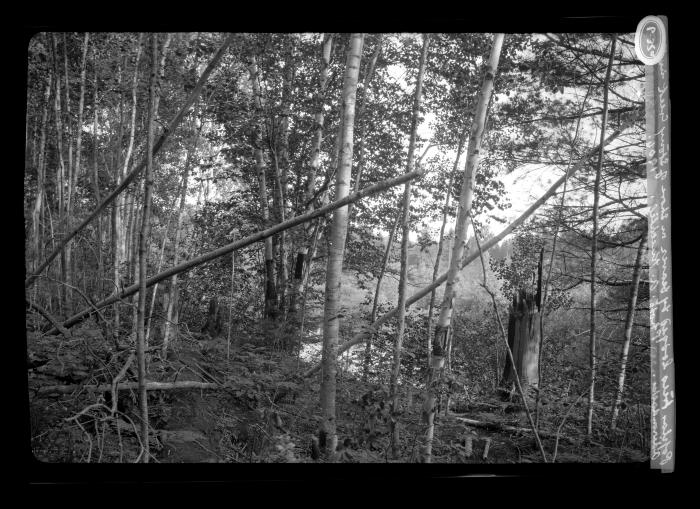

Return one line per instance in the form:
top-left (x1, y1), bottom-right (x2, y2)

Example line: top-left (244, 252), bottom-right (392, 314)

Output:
top-left (274, 36), bottom-right (295, 318)
top-left (31, 75), bottom-right (52, 276)
top-left (319, 32), bottom-right (364, 457)
top-left (427, 126), bottom-right (468, 366)
top-left (390, 33), bottom-right (429, 458)
top-left (51, 34), bottom-right (68, 314)
top-left (135, 33), bottom-right (159, 463)
top-left (61, 34), bottom-right (75, 304)
top-left (345, 35), bottom-right (383, 246)
top-left (610, 228), bottom-right (647, 430)
top-left (501, 289), bottom-right (541, 400)
top-left (92, 47), bottom-right (103, 297)
top-left (290, 34), bottom-right (334, 317)
top-left (587, 36), bottom-right (616, 436)
top-left (249, 55), bottom-right (278, 320)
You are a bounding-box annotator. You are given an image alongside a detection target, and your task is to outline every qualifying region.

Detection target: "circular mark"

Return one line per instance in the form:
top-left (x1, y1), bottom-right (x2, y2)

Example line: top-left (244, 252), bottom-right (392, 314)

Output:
top-left (635, 16), bottom-right (667, 65)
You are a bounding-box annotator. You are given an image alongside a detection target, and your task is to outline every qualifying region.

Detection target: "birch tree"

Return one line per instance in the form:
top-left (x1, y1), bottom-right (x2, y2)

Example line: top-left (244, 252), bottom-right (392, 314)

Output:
top-left (249, 54), bottom-right (277, 319)
top-left (420, 33), bottom-right (504, 462)
top-left (290, 34), bottom-right (333, 317)
top-left (390, 33), bottom-right (429, 458)
top-left (319, 32), bottom-right (363, 457)
top-left (610, 229), bottom-right (647, 430)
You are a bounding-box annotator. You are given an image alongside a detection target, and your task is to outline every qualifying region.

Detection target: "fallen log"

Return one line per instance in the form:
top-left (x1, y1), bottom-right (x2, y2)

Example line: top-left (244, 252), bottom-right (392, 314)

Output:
top-left (34, 380), bottom-right (220, 397)
top-left (451, 415), bottom-right (576, 443)
top-left (47, 168), bottom-right (423, 334)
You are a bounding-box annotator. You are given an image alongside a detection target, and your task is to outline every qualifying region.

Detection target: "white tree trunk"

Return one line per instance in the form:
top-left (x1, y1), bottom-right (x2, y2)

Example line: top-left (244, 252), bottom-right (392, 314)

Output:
top-left (319, 33), bottom-right (364, 457)
top-left (610, 229), bottom-right (647, 430)
top-left (390, 33), bottom-right (430, 459)
top-left (423, 33), bottom-right (504, 463)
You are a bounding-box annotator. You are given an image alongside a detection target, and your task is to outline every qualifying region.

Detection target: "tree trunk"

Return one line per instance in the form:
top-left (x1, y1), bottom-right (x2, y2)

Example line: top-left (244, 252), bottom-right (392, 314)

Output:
top-left (422, 33), bottom-right (504, 463)
top-left (500, 289), bottom-right (541, 401)
top-left (203, 296), bottom-right (224, 338)
top-left (427, 125), bottom-right (468, 366)
top-left (51, 34), bottom-right (69, 314)
top-left (345, 35), bottom-right (383, 246)
top-left (610, 229), bottom-right (647, 430)
top-left (362, 207), bottom-right (401, 382)
top-left (274, 36), bottom-right (295, 318)
top-left (53, 168), bottom-right (421, 335)
top-left (32, 76), bottom-right (52, 275)
top-left (390, 33), bottom-right (430, 458)
top-left (62, 34), bottom-right (75, 308)
top-left (92, 47), bottom-right (103, 297)
top-left (162, 106), bottom-right (200, 354)
top-left (290, 34), bottom-right (334, 319)
top-left (249, 55), bottom-right (278, 320)
top-left (135, 33), bottom-right (159, 463)
top-left (319, 32), bottom-right (364, 458)
top-left (587, 36), bottom-right (616, 436)
top-left (72, 33), bottom-right (89, 207)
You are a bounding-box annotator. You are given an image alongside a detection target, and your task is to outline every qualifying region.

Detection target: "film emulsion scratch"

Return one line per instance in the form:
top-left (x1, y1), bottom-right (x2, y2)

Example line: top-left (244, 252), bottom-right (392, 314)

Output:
top-left (643, 15), bottom-right (675, 472)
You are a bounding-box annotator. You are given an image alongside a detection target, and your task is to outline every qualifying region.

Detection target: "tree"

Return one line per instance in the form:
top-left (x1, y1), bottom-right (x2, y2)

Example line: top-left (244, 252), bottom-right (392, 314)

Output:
top-left (610, 228), bottom-right (647, 430)
top-left (134, 32), bottom-right (159, 463)
top-left (587, 35), bottom-right (616, 436)
top-left (319, 33), bottom-right (364, 457)
top-left (423, 33), bottom-right (504, 463)
top-left (390, 33), bottom-right (430, 458)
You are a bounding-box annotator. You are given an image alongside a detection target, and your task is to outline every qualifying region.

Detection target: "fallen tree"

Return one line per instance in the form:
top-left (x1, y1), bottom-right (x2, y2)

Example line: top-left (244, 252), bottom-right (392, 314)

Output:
top-left (450, 414), bottom-right (576, 443)
top-left (46, 168), bottom-right (423, 334)
top-left (34, 380), bottom-right (220, 397)
top-left (303, 120), bottom-right (639, 378)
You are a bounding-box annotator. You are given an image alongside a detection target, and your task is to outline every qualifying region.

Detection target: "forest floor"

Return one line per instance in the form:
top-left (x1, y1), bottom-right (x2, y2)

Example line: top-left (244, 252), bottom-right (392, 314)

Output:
top-left (27, 323), bottom-right (649, 464)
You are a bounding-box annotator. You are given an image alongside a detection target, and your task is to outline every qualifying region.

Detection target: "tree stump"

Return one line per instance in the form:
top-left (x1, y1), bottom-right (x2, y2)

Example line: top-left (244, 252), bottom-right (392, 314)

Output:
top-left (500, 289), bottom-right (540, 403)
top-left (203, 296), bottom-right (224, 338)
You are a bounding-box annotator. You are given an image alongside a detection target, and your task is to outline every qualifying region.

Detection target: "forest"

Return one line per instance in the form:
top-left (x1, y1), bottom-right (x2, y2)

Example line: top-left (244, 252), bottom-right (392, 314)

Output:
top-left (25, 31), bottom-right (651, 465)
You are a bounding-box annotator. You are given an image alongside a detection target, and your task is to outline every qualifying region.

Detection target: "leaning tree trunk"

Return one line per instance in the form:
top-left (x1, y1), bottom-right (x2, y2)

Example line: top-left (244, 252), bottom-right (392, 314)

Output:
top-left (48, 170), bottom-right (420, 335)
top-left (610, 228), bottom-right (647, 430)
top-left (421, 33), bottom-right (504, 463)
top-left (500, 289), bottom-right (541, 403)
top-left (319, 32), bottom-right (364, 459)
top-left (587, 36), bottom-right (616, 437)
top-left (426, 124), bottom-right (468, 366)
top-left (389, 33), bottom-right (430, 459)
